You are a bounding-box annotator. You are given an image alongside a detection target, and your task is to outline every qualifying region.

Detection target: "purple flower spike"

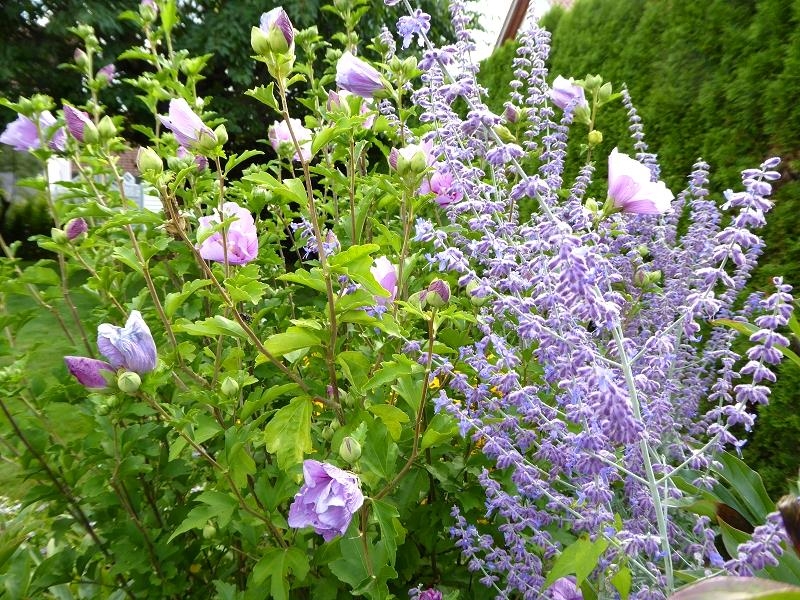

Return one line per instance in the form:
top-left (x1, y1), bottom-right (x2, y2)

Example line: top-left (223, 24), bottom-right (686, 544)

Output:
top-left (608, 147), bottom-right (673, 215)
top-left (549, 75), bottom-right (588, 111)
top-left (65, 217), bottom-right (88, 241)
top-left (97, 310), bottom-right (158, 374)
top-left (158, 98), bottom-right (215, 151)
top-left (287, 459), bottom-right (364, 541)
top-left (63, 105), bottom-right (94, 142)
top-left (418, 589), bottom-right (443, 600)
top-left (260, 7), bottom-right (294, 53)
top-left (336, 52), bottom-right (385, 99)
top-left (371, 256), bottom-right (398, 305)
top-left (64, 356), bottom-right (114, 389)
top-left (197, 201), bottom-right (258, 265)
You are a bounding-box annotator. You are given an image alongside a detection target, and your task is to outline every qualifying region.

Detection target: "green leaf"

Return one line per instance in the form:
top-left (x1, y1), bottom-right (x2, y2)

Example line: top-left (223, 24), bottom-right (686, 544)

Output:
top-left (669, 576), bottom-right (800, 599)
top-left (311, 125), bottom-right (340, 155)
top-left (165, 279), bottom-right (212, 318)
top-left (252, 547), bottom-right (310, 600)
top-left (371, 499), bottom-right (405, 566)
top-left (421, 412), bottom-right (459, 450)
top-left (264, 397), bottom-right (312, 469)
top-left (262, 327), bottom-right (321, 358)
top-left (361, 418), bottom-right (398, 482)
top-left (225, 150), bottom-right (264, 174)
top-left (278, 268), bottom-right (327, 293)
top-left (712, 452), bottom-right (774, 522)
top-left (246, 84), bottom-right (279, 112)
top-left (174, 315), bottom-right (247, 339)
top-left (367, 404), bottom-right (410, 441)
top-left (29, 548), bottom-right (76, 594)
top-left (544, 534), bottom-right (609, 588)
top-left (112, 246), bottom-right (144, 275)
top-left (337, 351), bottom-right (372, 392)
top-left (161, 0), bottom-right (177, 33)
top-left (240, 383), bottom-right (301, 421)
top-left (611, 566), bottom-right (632, 600)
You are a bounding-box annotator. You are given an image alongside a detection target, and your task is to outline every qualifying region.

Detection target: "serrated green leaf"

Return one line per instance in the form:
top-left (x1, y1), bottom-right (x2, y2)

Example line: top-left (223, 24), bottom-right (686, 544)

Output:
top-left (713, 318), bottom-right (800, 368)
top-left (311, 125), bottom-right (340, 155)
top-left (264, 397), bottom-right (312, 469)
top-left (165, 279), bottom-right (212, 317)
top-left (252, 547), bottom-right (310, 600)
top-left (367, 404), bottom-right (410, 440)
top-left (246, 83), bottom-right (279, 111)
top-left (174, 315), bottom-right (247, 339)
top-left (278, 268), bottom-right (327, 293)
top-left (113, 247), bottom-right (144, 274)
top-left (611, 566), bottom-right (632, 600)
top-left (371, 499), bottom-right (405, 566)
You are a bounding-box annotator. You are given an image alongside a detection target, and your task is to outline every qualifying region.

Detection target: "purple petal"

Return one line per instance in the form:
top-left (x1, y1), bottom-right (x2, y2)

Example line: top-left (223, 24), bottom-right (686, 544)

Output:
top-left (336, 52), bottom-right (384, 99)
top-left (0, 115), bottom-right (40, 152)
top-left (97, 310), bottom-right (157, 373)
top-left (64, 356), bottom-right (114, 389)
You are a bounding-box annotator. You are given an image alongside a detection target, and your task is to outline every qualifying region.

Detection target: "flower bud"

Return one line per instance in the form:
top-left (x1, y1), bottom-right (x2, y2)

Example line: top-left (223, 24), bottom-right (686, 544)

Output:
top-left (220, 377), bottom-right (239, 397)
top-left (137, 147), bottom-right (163, 174)
top-left (339, 436), bottom-right (362, 464)
top-left (588, 130), bottom-right (603, 146)
top-left (213, 124), bottom-right (228, 146)
top-left (51, 228), bottom-right (68, 245)
top-left (202, 523), bottom-right (217, 539)
top-left (598, 82), bottom-right (613, 103)
top-left (255, 7), bottom-right (295, 56)
top-left (139, 0), bottom-right (158, 22)
top-left (65, 217), bottom-right (88, 241)
top-left (73, 48), bottom-right (89, 68)
top-left (466, 280), bottom-right (488, 307)
top-left (250, 26), bottom-right (272, 56)
top-left (424, 279), bottom-right (450, 308)
top-left (584, 74), bottom-right (603, 91)
top-left (117, 371), bottom-right (142, 394)
top-left (97, 115), bottom-right (117, 140)
top-left (321, 425), bottom-right (335, 440)
top-left (504, 103), bottom-right (520, 124)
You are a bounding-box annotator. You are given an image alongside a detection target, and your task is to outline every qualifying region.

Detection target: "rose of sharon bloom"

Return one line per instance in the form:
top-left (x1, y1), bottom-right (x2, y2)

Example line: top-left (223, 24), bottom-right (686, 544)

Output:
top-left (0, 112), bottom-right (65, 152)
top-left (197, 201), bottom-right (258, 265)
top-left (549, 75), bottom-right (589, 112)
top-left (549, 576), bottom-right (583, 600)
top-left (268, 118), bottom-right (312, 162)
top-left (336, 52), bottom-right (385, 99)
top-left (64, 310), bottom-right (158, 389)
top-left (419, 169), bottom-right (462, 207)
top-left (63, 104), bottom-right (94, 142)
top-left (158, 98), bottom-right (215, 151)
top-left (371, 256), bottom-right (398, 305)
top-left (97, 310), bottom-right (158, 373)
top-left (608, 148), bottom-right (673, 215)
top-left (287, 460), bottom-right (365, 541)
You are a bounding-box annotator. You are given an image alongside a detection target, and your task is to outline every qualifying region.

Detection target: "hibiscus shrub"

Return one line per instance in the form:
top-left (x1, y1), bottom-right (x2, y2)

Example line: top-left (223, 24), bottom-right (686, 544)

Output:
top-left (0, 1), bottom-right (799, 600)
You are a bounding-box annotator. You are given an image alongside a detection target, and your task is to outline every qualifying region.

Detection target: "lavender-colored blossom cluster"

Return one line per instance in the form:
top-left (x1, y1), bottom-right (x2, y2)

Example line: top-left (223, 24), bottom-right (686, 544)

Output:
top-left (386, 1), bottom-right (793, 597)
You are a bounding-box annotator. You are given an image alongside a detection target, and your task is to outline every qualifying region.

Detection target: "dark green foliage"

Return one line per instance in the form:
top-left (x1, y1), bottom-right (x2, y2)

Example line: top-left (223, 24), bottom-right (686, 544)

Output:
top-left (480, 0), bottom-right (800, 496)
top-left (0, 196), bottom-right (52, 260)
top-left (0, 0), bottom-right (454, 152)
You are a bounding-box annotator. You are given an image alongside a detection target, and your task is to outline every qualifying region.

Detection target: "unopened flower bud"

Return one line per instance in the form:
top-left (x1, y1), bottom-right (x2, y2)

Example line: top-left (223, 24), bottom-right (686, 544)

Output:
top-left (585, 197), bottom-right (599, 214)
top-left (137, 147), bottom-right (163, 174)
top-left (636, 244), bottom-right (650, 258)
top-left (584, 74), bottom-right (603, 91)
top-left (202, 523), bottom-right (217, 539)
top-left (117, 371), bottom-right (142, 394)
top-left (425, 279), bottom-right (450, 308)
top-left (339, 436), bottom-right (362, 463)
top-left (213, 124), bottom-right (228, 146)
top-left (97, 115), bottom-right (117, 140)
top-left (65, 217), bottom-right (88, 241)
top-left (51, 227), bottom-right (68, 245)
top-left (504, 103), bottom-right (520, 124)
top-left (321, 425), bottom-right (335, 440)
top-left (588, 129), bottom-right (603, 146)
top-left (220, 377), bottom-right (239, 397)
top-left (598, 82), bottom-right (613, 103)
top-left (73, 48), bottom-right (89, 68)
top-left (139, 0), bottom-right (159, 21)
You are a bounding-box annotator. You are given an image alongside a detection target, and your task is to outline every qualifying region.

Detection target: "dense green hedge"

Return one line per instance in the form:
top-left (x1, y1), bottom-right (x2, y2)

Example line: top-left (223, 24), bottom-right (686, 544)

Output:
top-left (479, 0), bottom-right (800, 496)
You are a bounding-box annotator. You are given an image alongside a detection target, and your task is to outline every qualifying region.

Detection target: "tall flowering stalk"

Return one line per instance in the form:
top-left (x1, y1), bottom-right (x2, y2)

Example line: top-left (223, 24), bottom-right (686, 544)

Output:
top-left (387, 0), bottom-right (794, 597)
